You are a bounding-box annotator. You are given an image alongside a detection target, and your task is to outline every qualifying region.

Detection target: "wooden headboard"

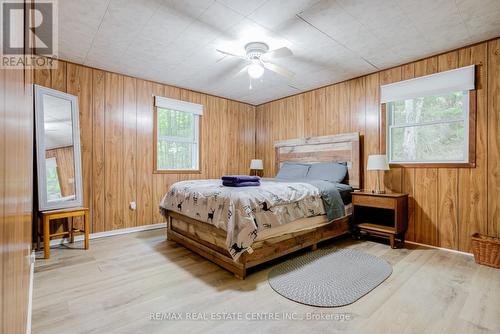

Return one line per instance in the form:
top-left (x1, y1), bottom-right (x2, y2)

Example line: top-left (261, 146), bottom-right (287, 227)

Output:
top-left (274, 132), bottom-right (361, 189)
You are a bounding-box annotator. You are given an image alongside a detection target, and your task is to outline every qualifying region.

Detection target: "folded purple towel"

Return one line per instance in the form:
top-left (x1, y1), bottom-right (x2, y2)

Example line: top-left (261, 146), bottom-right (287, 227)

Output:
top-left (222, 181), bottom-right (261, 187)
top-left (221, 175), bottom-right (260, 183)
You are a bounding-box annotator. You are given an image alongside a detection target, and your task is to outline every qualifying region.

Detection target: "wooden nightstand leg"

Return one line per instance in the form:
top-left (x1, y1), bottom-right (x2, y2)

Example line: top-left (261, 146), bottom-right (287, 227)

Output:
top-left (400, 233), bottom-right (405, 247)
top-left (43, 216), bottom-right (51, 259)
top-left (389, 235), bottom-right (395, 249)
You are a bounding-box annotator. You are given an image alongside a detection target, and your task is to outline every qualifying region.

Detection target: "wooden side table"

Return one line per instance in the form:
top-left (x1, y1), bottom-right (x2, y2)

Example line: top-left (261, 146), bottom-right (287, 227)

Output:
top-left (351, 191), bottom-right (408, 248)
top-left (37, 207), bottom-right (90, 259)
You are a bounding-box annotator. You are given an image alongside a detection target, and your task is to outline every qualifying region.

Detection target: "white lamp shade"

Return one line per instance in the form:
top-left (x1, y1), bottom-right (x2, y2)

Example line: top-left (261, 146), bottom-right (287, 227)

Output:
top-left (250, 159), bottom-right (263, 170)
top-left (367, 155), bottom-right (389, 171)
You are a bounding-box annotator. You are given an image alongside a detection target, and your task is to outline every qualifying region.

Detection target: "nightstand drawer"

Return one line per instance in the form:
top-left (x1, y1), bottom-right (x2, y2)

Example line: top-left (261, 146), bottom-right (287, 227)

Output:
top-left (352, 195), bottom-right (395, 209)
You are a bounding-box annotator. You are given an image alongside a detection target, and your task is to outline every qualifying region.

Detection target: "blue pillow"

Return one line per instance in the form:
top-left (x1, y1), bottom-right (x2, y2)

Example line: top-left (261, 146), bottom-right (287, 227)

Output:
top-left (276, 162), bottom-right (310, 179)
top-left (306, 162), bottom-right (347, 183)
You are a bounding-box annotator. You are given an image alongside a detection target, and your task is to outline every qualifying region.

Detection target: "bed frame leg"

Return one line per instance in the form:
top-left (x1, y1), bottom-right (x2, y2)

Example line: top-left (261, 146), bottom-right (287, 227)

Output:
top-left (311, 243), bottom-right (318, 251)
top-left (166, 216), bottom-right (172, 240)
top-left (234, 268), bottom-right (246, 280)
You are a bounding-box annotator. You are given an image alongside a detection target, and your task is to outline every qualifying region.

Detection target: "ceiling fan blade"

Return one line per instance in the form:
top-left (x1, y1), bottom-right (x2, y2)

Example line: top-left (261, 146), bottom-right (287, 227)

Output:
top-left (262, 62), bottom-right (295, 79)
top-left (216, 49), bottom-right (246, 59)
top-left (234, 65), bottom-right (249, 77)
top-left (261, 47), bottom-right (293, 61)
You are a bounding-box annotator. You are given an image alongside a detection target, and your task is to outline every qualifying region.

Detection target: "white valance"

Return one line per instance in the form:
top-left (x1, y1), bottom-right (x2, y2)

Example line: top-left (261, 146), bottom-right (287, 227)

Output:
top-left (380, 65), bottom-right (475, 103)
top-left (154, 96), bottom-right (203, 115)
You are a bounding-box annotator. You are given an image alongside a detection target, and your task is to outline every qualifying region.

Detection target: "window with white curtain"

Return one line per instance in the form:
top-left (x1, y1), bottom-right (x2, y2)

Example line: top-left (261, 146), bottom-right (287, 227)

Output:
top-left (382, 65), bottom-right (475, 164)
top-left (154, 97), bottom-right (203, 172)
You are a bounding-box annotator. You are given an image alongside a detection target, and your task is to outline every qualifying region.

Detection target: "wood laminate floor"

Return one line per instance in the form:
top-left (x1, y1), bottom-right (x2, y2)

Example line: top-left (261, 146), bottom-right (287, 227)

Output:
top-left (33, 228), bottom-right (500, 334)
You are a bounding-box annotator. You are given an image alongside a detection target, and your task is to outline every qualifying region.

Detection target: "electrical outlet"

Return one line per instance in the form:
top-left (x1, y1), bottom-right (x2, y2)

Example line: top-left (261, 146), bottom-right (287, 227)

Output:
top-left (130, 201), bottom-right (136, 210)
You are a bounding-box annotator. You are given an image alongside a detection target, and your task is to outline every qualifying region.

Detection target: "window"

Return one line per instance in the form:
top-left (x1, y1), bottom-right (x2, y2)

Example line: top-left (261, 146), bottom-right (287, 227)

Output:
top-left (382, 65), bottom-right (475, 165)
top-left (154, 96), bottom-right (203, 172)
top-left (387, 91), bottom-right (468, 163)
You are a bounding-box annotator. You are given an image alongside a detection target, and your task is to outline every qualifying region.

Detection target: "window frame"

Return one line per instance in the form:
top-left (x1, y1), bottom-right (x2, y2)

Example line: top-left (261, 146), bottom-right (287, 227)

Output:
top-left (382, 91), bottom-right (476, 168)
top-left (153, 106), bottom-right (202, 174)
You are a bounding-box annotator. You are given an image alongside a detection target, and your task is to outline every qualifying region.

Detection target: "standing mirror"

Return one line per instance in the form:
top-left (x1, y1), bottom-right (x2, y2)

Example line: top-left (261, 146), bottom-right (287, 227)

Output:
top-left (35, 85), bottom-right (83, 211)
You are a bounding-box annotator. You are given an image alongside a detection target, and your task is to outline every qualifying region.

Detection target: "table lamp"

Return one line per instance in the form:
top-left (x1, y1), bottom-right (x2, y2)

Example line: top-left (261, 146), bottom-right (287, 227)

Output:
top-left (250, 159), bottom-right (263, 176)
top-left (367, 155), bottom-right (389, 194)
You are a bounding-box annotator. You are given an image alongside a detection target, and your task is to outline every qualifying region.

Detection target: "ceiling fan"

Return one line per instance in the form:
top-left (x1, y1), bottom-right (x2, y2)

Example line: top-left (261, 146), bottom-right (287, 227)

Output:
top-left (216, 42), bottom-right (295, 85)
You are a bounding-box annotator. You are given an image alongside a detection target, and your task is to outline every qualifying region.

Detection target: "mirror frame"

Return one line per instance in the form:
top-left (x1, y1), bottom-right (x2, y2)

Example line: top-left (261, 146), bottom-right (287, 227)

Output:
top-left (34, 84), bottom-right (83, 211)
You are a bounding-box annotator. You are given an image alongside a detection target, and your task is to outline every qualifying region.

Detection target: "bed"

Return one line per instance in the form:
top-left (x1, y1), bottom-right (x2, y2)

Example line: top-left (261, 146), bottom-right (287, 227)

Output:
top-left (161, 132), bottom-right (361, 279)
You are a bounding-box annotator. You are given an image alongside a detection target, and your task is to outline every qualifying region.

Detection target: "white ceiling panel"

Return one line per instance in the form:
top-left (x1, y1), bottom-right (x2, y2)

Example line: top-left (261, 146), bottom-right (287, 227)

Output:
top-left (58, 0), bottom-right (110, 63)
top-left (57, 0), bottom-right (500, 105)
top-left (395, 0), bottom-right (472, 50)
top-left (456, 0), bottom-right (500, 41)
top-left (299, 0), bottom-right (389, 68)
top-left (217, 0), bottom-right (268, 16)
top-left (248, 0), bottom-right (321, 31)
top-left (91, 0), bottom-right (162, 51)
top-left (197, 2), bottom-right (245, 33)
top-left (162, 0), bottom-right (215, 19)
top-left (139, 6), bottom-right (194, 45)
top-left (336, 0), bottom-right (403, 29)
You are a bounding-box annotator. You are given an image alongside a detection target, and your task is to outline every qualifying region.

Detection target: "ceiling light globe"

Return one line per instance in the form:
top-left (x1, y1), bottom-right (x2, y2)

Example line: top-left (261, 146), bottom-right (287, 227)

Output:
top-left (248, 62), bottom-right (264, 79)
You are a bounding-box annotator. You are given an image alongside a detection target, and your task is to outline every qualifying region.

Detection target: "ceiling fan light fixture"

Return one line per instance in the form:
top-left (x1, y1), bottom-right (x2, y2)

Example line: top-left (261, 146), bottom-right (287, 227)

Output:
top-left (216, 42), bottom-right (294, 82)
top-left (248, 61), bottom-right (264, 79)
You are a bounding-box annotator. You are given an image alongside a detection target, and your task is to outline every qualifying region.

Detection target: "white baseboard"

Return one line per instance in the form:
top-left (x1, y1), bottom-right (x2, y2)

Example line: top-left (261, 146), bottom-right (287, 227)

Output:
top-left (405, 240), bottom-right (473, 256)
top-left (44, 223), bottom-right (167, 248)
top-left (27, 251), bottom-right (35, 334)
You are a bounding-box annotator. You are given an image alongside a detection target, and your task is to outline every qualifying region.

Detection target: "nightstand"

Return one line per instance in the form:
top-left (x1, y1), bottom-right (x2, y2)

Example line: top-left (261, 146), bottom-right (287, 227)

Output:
top-left (351, 191), bottom-right (408, 248)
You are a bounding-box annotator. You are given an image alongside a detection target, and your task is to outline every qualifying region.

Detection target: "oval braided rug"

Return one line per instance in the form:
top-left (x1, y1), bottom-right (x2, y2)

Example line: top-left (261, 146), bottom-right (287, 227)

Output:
top-left (268, 248), bottom-right (392, 307)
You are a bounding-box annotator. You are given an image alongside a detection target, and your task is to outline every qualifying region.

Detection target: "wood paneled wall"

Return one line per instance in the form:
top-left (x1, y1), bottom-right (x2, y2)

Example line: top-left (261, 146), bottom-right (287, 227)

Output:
top-left (34, 60), bottom-right (255, 233)
top-left (256, 38), bottom-right (500, 253)
top-left (1, 5), bottom-right (34, 333)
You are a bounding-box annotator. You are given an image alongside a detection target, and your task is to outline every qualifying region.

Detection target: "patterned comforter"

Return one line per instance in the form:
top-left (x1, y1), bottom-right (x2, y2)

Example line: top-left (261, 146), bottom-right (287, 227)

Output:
top-left (160, 179), bottom-right (344, 260)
